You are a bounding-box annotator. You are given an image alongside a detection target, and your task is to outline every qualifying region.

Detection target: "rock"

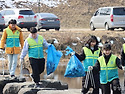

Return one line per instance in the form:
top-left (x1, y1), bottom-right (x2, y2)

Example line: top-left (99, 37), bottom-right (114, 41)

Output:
top-left (37, 89), bottom-right (81, 94)
top-left (0, 76), bottom-right (26, 94)
top-left (3, 80), bottom-right (68, 94)
top-left (40, 79), bottom-right (68, 90)
top-left (3, 83), bottom-right (26, 94)
top-left (18, 88), bottom-right (39, 94)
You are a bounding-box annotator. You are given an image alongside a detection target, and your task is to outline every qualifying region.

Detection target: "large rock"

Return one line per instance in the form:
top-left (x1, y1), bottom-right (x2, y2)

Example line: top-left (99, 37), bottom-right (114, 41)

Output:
top-left (40, 80), bottom-right (68, 90)
top-left (3, 80), bottom-right (68, 94)
top-left (0, 76), bottom-right (26, 94)
top-left (18, 88), bottom-right (40, 94)
top-left (37, 89), bottom-right (81, 94)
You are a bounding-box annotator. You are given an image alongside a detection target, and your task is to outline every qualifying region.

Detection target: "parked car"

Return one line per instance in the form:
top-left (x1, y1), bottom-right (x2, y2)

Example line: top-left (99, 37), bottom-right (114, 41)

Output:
top-left (35, 13), bottom-right (60, 31)
top-left (0, 8), bottom-right (37, 31)
top-left (0, 13), bottom-right (5, 31)
top-left (90, 6), bottom-right (125, 31)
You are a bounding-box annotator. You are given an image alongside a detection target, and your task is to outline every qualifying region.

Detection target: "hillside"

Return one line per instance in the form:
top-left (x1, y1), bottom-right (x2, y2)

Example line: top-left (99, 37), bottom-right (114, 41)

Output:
top-left (0, 0), bottom-right (125, 28)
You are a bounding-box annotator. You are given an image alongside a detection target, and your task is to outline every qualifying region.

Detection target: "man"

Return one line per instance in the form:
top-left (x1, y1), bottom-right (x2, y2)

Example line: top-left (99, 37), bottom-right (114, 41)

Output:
top-left (0, 19), bottom-right (24, 78)
top-left (20, 27), bottom-right (50, 88)
top-left (89, 43), bottom-right (122, 94)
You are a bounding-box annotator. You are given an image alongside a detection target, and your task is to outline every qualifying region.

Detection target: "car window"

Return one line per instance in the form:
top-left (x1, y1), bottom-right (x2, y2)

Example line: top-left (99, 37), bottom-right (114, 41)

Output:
top-left (0, 11), bottom-right (5, 15)
top-left (19, 10), bottom-right (34, 15)
top-left (94, 10), bottom-right (99, 16)
top-left (40, 13), bottom-right (57, 18)
top-left (100, 8), bottom-right (111, 15)
top-left (113, 8), bottom-right (125, 15)
top-left (4, 10), bottom-right (15, 15)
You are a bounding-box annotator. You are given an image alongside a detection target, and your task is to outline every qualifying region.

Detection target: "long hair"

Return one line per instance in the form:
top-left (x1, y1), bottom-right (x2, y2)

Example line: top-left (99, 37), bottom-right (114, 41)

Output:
top-left (85, 35), bottom-right (99, 48)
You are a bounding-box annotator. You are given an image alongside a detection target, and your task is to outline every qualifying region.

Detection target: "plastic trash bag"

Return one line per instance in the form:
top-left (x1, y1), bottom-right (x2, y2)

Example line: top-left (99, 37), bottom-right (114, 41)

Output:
top-left (46, 44), bottom-right (63, 75)
top-left (64, 54), bottom-right (85, 77)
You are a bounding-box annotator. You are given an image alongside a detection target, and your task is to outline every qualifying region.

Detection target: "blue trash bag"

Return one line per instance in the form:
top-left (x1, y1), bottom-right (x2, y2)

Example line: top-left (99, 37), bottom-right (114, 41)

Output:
top-left (46, 44), bottom-right (63, 75)
top-left (64, 54), bottom-right (86, 77)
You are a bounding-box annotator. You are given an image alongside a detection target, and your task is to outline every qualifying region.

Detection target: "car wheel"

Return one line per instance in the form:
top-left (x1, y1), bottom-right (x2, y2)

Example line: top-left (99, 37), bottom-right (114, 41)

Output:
top-left (55, 28), bottom-right (60, 31)
top-left (90, 23), bottom-right (95, 31)
top-left (105, 23), bottom-right (109, 30)
top-left (110, 28), bottom-right (114, 31)
top-left (46, 29), bottom-right (49, 31)
top-left (27, 28), bottom-right (30, 31)
top-left (0, 28), bottom-right (3, 32)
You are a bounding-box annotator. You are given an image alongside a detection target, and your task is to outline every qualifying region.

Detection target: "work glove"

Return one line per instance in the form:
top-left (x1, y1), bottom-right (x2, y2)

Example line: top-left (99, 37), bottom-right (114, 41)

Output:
top-left (65, 46), bottom-right (75, 56)
top-left (88, 66), bottom-right (93, 70)
top-left (122, 66), bottom-right (125, 70)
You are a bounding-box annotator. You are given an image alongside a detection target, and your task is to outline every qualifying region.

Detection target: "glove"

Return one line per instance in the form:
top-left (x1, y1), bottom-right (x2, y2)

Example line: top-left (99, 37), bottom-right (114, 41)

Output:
top-left (65, 46), bottom-right (75, 56)
top-left (122, 66), bottom-right (125, 70)
top-left (88, 66), bottom-right (93, 70)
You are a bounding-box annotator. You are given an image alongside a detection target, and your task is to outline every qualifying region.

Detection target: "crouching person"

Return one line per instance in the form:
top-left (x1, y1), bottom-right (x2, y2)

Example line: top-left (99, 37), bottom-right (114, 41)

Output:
top-left (20, 27), bottom-right (50, 88)
top-left (89, 42), bottom-right (122, 94)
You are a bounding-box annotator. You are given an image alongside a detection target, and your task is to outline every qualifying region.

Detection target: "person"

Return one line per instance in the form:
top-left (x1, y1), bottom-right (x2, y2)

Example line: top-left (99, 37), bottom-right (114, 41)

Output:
top-left (20, 27), bottom-right (50, 88)
top-left (0, 19), bottom-right (24, 78)
top-left (120, 43), bottom-right (125, 87)
top-left (75, 35), bottom-right (102, 94)
top-left (91, 42), bottom-right (122, 94)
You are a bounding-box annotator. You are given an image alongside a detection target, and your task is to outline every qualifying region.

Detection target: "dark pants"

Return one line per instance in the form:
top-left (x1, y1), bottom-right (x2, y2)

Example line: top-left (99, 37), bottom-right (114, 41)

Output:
top-left (101, 78), bottom-right (121, 94)
top-left (81, 72), bottom-right (100, 94)
top-left (29, 58), bottom-right (45, 83)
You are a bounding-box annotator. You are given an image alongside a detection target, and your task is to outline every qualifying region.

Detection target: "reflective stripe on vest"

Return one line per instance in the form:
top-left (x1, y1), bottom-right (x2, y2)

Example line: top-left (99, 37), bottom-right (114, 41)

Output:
top-left (83, 47), bottom-right (100, 71)
top-left (6, 27), bottom-right (20, 47)
top-left (98, 55), bottom-right (118, 84)
top-left (123, 44), bottom-right (125, 53)
top-left (27, 35), bottom-right (44, 58)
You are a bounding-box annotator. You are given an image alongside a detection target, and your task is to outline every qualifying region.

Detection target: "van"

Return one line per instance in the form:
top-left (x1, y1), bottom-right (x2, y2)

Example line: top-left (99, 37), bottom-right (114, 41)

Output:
top-left (90, 6), bottom-right (125, 31)
top-left (0, 8), bottom-right (37, 31)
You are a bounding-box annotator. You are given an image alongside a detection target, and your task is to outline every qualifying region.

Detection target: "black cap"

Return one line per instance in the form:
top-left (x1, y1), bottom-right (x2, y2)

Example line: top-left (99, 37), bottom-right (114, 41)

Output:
top-left (30, 27), bottom-right (37, 33)
top-left (103, 42), bottom-right (111, 50)
top-left (8, 19), bottom-right (17, 24)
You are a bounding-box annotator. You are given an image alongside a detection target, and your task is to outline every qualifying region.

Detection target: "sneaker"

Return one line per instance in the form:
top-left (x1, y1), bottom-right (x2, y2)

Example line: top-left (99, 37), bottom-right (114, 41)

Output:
top-left (10, 75), bottom-right (17, 79)
top-left (11, 75), bottom-right (15, 77)
top-left (34, 83), bottom-right (41, 88)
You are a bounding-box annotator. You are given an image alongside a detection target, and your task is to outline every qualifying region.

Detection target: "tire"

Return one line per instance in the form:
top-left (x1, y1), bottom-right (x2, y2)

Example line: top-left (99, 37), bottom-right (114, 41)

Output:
top-left (55, 28), bottom-right (60, 31)
top-left (27, 28), bottom-right (30, 31)
top-left (90, 23), bottom-right (95, 31)
top-left (110, 28), bottom-right (114, 31)
top-left (46, 29), bottom-right (49, 31)
top-left (105, 23), bottom-right (109, 30)
top-left (0, 28), bottom-right (3, 32)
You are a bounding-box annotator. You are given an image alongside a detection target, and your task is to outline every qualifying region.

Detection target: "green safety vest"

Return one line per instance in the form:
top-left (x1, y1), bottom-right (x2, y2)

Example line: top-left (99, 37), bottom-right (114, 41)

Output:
top-left (27, 35), bottom-right (44, 58)
top-left (83, 47), bottom-right (100, 71)
top-left (6, 27), bottom-right (20, 47)
top-left (98, 54), bottom-right (118, 84)
top-left (123, 44), bottom-right (125, 53)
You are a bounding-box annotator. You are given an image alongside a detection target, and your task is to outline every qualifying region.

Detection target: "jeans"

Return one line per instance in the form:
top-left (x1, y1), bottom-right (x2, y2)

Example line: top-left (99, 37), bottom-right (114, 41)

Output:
top-left (7, 54), bottom-right (18, 75)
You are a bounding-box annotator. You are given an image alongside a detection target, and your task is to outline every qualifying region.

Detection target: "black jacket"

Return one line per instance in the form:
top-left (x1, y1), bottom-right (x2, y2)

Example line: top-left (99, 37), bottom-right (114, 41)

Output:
top-left (121, 48), bottom-right (125, 66)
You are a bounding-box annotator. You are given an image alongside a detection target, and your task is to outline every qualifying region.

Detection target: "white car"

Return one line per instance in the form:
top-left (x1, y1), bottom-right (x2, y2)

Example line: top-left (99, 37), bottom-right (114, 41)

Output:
top-left (0, 8), bottom-right (37, 31)
top-left (0, 13), bottom-right (5, 31)
top-left (90, 6), bottom-right (125, 31)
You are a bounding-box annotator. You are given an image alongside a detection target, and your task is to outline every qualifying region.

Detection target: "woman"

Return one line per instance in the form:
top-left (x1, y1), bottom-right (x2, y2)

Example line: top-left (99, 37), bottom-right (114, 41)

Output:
top-left (75, 35), bottom-right (101, 94)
